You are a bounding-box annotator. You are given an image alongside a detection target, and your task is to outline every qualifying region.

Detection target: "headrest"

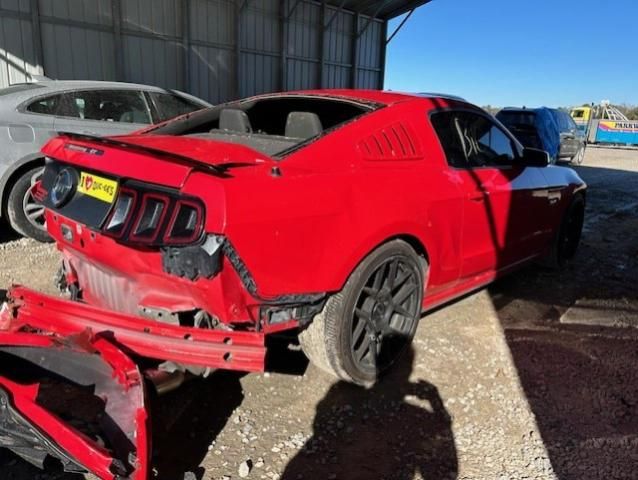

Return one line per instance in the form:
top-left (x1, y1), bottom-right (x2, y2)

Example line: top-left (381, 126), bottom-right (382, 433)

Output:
top-left (285, 111), bottom-right (323, 139)
top-left (219, 109), bottom-right (252, 133)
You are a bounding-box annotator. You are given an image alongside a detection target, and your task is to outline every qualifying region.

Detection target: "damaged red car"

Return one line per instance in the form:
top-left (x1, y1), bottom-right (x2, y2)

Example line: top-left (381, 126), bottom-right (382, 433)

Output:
top-left (1, 90), bottom-right (586, 478)
top-left (36, 90), bottom-right (586, 384)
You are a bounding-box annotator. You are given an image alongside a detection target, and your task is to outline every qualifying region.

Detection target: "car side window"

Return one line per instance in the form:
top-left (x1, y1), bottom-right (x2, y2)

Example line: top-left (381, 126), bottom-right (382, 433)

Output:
top-left (149, 92), bottom-right (201, 122)
top-left (26, 94), bottom-right (64, 116)
top-left (565, 113), bottom-right (577, 131)
top-left (64, 90), bottom-right (152, 124)
top-left (431, 111), bottom-right (517, 168)
top-left (430, 111), bottom-right (467, 168)
top-left (556, 111), bottom-right (574, 132)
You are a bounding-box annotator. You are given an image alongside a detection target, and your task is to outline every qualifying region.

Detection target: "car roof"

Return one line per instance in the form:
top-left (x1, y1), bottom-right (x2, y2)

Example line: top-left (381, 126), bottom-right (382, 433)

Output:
top-left (30, 79), bottom-right (169, 92)
top-left (499, 107), bottom-right (560, 115)
top-left (0, 80), bottom-right (173, 105)
top-left (248, 89), bottom-right (472, 108)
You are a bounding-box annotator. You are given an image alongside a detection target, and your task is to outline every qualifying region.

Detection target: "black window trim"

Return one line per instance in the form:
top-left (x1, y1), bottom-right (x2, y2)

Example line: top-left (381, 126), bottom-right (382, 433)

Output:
top-left (428, 107), bottom-right (525, 171)
top-left (144, 91), bottom-right (162, 124)
top-left (145, 90), bottom-right (202, 124)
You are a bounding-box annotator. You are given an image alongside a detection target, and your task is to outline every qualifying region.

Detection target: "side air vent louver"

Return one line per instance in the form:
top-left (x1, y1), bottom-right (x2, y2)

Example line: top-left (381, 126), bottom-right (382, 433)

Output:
top-left (359, 122), bottom-right (422, 161)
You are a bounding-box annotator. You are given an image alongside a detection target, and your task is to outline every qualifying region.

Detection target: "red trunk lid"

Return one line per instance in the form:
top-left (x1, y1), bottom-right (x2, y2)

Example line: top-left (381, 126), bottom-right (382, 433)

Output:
top-left (41, 133), bottom-right (274, 188)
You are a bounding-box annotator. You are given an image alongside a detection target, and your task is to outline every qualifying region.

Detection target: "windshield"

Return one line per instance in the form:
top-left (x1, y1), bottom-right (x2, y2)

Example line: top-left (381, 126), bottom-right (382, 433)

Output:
top-left (496, 111), bottom-right (537, 129)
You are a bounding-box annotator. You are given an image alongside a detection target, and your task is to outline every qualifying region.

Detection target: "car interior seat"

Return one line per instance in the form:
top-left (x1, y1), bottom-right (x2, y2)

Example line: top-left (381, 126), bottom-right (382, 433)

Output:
top-left (285, 112), bottom-right (323, 139)
top-left (100, 102), bottom-right (126, 122)
top-left (119, 109), bottom-right (149, 124)
top-left (219, 109), bottom-right (253, 133)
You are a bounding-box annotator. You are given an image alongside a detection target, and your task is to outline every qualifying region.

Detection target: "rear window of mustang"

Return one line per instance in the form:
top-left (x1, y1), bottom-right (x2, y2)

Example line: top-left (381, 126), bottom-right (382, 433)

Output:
top-left (148, 96), bottom-right (376, 157)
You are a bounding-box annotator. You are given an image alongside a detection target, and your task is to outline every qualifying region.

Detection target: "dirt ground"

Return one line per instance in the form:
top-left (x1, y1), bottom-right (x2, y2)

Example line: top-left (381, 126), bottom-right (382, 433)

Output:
top-left (1, 147), bottom-right (637, 480)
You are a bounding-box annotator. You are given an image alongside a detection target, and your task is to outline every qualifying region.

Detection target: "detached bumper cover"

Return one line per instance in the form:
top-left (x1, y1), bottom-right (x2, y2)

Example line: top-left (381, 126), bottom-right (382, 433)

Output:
top-left (2, 286), bottom-right (266, 372)
top-left (0, 285), bottom-right (266, 479)
top-left (0, 332), bottom-right (148, 479)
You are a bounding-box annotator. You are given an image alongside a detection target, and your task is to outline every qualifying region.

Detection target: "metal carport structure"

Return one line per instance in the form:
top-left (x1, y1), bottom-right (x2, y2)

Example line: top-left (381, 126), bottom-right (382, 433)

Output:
top-left (0, 0), bottom-right (429, 103)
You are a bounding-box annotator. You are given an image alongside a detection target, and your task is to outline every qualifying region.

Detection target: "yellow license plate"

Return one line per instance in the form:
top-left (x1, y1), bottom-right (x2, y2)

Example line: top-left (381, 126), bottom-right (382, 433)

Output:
top-left (77, 172), bottom-right (118, 203)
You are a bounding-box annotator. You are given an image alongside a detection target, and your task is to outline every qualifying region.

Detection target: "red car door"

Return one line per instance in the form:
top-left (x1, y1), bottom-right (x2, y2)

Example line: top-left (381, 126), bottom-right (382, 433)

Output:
top-left (430, 110), bottom-right (548, 280)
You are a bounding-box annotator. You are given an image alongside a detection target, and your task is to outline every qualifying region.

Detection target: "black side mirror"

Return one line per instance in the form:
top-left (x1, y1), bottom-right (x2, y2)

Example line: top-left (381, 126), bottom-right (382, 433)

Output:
top-left (521, 147), bottom-right (550, 167)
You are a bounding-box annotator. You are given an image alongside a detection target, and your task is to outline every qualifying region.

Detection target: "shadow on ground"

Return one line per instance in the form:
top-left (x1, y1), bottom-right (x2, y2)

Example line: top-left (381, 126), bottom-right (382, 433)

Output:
top-left (281, 347), bottom-right (458, 480)
top-left (151, 371), bottom-right (245, 480)
top-left (490, 163), bottom-right (638, 479)
top-left (0, 221), bottom-right (19, 244)
top-left (0, 449), bottom-right (82, 480)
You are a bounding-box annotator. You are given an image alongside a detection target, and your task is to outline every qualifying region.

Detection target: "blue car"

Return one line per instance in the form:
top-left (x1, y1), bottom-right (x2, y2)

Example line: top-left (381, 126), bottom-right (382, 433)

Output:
top-left (496, 107), bottom-right (585, 165)
top-left (496, 107), bottom-right (561, 164)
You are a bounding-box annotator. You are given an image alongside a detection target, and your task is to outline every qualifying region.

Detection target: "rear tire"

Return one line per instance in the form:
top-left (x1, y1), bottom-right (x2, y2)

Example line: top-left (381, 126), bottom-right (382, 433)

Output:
top-left (6, 166), bottom-right (51, 243)
top-left (299, 240), bottom-right (425, 386)
top-left (571, 147), bottom-right (585, 165)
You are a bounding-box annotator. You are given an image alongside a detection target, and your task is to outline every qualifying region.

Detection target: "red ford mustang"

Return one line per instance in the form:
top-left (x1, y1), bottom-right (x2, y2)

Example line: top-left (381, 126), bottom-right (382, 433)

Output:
top-left (35, 90), bottom-right (586, 386)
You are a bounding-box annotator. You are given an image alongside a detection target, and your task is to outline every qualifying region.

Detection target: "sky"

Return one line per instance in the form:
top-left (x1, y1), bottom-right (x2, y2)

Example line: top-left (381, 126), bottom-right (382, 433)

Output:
top-left (385, 0), bottom-right (637, 108)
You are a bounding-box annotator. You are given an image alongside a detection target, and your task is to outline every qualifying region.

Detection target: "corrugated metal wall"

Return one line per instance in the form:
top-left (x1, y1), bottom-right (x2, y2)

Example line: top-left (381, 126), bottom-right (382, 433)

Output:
top-left (0, 0), bottom-right (386, 103)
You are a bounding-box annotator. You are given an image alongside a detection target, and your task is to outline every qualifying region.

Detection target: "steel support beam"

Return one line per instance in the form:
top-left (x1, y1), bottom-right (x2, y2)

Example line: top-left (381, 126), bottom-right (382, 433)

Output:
top-left (385, 8), bottom-right (414, 44)
top-left (383, 0), bottom-right (430, 23)
top-left (279, 0), bottom-right (288, 90)
top-left (317, 0), bottom-right (326, 87)
top-left (182, 0), bottom-right (191, 91)
top-left (112, 0), bottom-right (125, 81)
top-left (286, 0), bottom-right (304, 19)
top-left (29, 0), bottom-right (44, 76)
top-left (324, 0), bottom-right (347, 31)
top-left (378, 19), bottom-right (388, 88)
top-left (355, 0), bottom-right (391, 39)
top-left (234, 0), bottom-right (250, 99)
top-left (350, 12), bottom-right (359, 88)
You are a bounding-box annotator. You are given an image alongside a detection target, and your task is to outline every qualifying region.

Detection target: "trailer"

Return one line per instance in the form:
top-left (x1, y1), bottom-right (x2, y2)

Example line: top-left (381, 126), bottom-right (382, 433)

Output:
top-left (571, 103), bottom-right (638, 146)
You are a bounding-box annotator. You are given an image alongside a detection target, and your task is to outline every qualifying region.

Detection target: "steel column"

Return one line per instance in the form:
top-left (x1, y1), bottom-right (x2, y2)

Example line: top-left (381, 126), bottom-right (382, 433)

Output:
top-left (350, 12), bottom-right (359, 88)
top-left (318, 0), bottom-right (326, 87)
top-left (378, 19), bottom-right (387, 88)
top-left (29, 0), bottom-right (44, 75)
top-left (112, 0), bottom-right (125, 81)
top-left (234, 0), bottom-right (250, 99)
top-left (182, 0), bottom-right (191, 91)
top-left (279, 0), bottom-right (287, 90)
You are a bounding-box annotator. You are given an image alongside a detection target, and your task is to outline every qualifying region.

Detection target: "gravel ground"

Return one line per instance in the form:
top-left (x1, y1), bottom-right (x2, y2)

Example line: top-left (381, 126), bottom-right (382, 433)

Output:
top-left (0, 147), bottom-right (637, 480)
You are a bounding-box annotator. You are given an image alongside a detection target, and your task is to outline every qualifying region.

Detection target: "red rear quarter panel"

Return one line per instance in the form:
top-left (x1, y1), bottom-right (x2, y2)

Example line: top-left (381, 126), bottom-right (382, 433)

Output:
top-left (187, 99), bottom-right (464, 297)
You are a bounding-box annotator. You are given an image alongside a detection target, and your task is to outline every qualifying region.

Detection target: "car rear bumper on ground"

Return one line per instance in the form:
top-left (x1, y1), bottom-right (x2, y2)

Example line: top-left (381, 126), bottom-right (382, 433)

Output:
top-left (0, 330), bottom-right (149, 479)
top-left (0, 285), bottom-right (267, 479)
top-left (2, 286), bottom-right (266, 372)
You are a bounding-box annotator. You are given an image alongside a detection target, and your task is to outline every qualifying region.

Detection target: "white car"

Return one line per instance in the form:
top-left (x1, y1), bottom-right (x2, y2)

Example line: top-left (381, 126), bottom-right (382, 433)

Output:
top-left (0, 79), bottom-right (211, 241)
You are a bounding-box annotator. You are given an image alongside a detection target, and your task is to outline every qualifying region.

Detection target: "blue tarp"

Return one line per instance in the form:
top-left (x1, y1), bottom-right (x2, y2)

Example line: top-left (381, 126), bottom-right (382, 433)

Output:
top-left (496, 108), bottom-right (560, 162)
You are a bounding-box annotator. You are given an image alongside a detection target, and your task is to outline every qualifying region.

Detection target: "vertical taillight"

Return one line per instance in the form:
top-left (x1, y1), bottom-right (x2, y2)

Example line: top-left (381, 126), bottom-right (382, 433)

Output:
top-left (163, 200), bottom-right (204, 244)
top-left (103, 188), bottom-right (137, 238)
top-left (102, 188), bottom-right (204, 246)
top-left (129, 194), bottom-right (169, 242)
